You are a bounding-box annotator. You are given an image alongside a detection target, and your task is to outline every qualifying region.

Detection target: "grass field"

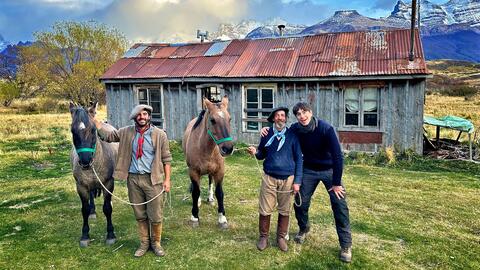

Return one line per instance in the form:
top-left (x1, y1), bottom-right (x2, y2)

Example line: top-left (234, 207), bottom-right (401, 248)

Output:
top-left (0, 108), bottom-right (479, 270)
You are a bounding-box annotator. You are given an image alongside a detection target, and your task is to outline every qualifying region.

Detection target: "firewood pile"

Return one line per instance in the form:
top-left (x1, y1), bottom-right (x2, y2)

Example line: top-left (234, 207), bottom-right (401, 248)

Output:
top-left (424, 137), bottom-right (479, 160)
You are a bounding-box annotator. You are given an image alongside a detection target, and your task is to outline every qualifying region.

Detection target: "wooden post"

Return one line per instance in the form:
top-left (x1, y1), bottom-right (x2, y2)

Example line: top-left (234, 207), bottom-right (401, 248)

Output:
top-left (436, 126), bottom-right (440, 145)
top-left (469, 133), bottom-right (472, 160)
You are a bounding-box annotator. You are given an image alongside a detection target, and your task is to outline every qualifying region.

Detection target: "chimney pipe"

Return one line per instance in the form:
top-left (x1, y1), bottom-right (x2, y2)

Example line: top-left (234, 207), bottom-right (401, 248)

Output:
top-left (409, 0), bottom-right (417, 61)
top-left (278, 24), bottom-right (285, 37)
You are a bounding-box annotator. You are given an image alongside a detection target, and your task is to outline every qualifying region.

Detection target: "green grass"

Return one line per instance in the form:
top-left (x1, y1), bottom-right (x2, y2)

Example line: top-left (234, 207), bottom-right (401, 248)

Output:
top-left (0, 111), bottom-right (479, 270)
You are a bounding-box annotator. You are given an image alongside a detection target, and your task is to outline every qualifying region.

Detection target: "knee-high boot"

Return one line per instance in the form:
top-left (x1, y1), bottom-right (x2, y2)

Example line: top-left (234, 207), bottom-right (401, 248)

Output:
top-left (257, 214), bottom-right (270, 251)
top-left (134, 220), bottom-right (150, 257)
top-left (277, 214), bottom-right (289, 252)
top-left (151, 222), bottom-right (165, 257)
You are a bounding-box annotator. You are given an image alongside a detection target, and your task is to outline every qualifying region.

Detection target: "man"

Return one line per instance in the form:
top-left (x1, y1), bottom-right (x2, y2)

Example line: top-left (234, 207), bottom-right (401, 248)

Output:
top-left (92, 104), bottom-right (172, 257)
top-left (261, 102), bottom-right (352, 263)
top-left (248, 107), bottom-right (302, 252)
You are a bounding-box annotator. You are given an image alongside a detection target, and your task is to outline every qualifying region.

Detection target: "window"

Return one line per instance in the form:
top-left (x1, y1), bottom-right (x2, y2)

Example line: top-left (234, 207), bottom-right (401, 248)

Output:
top-left (137, 86), bottom-right (164, 128)
top-left (344, 87), bottom-right (379, 127)
top-left (202, 86), bottom-right (221, 103)
top-left (243, 85), bottom-right (275, 132)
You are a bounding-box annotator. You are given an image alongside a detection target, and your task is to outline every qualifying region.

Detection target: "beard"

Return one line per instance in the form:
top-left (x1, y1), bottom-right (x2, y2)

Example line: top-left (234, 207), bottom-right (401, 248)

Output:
top-left (274, 121), bottom-right (286, 130)
top-left (135, 118), bottom-right (150, 128)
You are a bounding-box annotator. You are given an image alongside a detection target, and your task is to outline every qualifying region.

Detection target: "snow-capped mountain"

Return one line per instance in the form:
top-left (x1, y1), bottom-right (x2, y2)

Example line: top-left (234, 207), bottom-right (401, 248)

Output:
top-left (0, 34), bottom-right (10, 53)
top-left (210, 18), bottom-right (306, 40)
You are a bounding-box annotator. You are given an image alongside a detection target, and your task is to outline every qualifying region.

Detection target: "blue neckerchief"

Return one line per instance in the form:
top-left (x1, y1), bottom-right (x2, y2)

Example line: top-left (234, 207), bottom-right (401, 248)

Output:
top-left (265, 127), bottom-right (287, 151)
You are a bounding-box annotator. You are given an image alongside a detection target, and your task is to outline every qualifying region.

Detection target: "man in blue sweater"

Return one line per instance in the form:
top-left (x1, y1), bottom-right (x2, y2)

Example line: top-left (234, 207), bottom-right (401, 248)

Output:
top-left (247, 107), bottom-right (303, 252)
top-left (291, 102), bottom-right (352, 262)
top-left (260, 102), bottom-right (352, 262)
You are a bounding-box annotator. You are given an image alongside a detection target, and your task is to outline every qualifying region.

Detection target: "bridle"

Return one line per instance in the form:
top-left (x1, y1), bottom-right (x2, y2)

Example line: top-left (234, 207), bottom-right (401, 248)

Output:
top-left (74, 130), bottom-right (97, 168)
top-left (206, 112), bottom-right (232, 145)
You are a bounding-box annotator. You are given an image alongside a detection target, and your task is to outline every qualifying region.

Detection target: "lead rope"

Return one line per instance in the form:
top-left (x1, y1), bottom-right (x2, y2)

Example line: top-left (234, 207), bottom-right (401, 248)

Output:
top-left (233, 146), bottom-right (302, 207)
top-left (91, 162), bottom-right (169, 207)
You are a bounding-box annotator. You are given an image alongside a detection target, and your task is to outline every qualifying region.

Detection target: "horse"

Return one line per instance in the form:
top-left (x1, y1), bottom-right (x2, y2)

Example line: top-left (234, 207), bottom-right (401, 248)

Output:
top-left (69, 102), bottom-right (118, 247)
top-left (182, 96), bottom-right (234, 229)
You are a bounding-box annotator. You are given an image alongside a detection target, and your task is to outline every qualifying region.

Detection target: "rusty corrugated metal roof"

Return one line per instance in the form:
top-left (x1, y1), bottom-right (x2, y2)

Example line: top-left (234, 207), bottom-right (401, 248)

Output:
top-left (101, 29), bottom-right (429, 80)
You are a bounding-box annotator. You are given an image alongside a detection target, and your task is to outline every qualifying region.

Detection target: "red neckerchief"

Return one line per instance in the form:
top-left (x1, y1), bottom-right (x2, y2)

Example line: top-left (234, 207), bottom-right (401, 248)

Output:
top-left (135, 124), bottom-right (150, 159)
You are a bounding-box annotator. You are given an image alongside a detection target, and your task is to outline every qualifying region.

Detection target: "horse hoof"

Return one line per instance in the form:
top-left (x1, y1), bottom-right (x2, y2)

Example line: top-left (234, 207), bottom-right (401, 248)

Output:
top-left (207, 199), bottom-right (215, 205)
top-left (191, 220), bottom-right (199, 228)
top-left (218, 222), bottom-right (228, 230)
top-left (88, 213), bottom-right (97, 220)
top-left (106, 238), bottom-right (116, 246)
top-left (79, 239), bottom-right (90, 247)
top-left (190, 216), bottom-right (200, 228)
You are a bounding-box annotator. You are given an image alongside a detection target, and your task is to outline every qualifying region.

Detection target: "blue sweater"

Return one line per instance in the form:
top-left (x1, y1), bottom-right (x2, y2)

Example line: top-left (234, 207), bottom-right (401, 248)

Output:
top-left (255, 127), bottom-right (303, 184)
top-left (291, 119), bottom-right (343, 186)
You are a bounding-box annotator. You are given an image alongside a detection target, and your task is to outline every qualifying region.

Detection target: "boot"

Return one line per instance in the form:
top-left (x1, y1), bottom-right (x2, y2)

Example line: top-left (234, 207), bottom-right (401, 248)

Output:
top-left (256, 215), bottom-right (270, 251)
top-left (134, 220), bottom-right (150, 257)
top-left (277, 214), bottom-right (289, 252)
top-left (340, 246), bottom-right (352, 263)
top-left (151, 222), bottom-right (165, 257)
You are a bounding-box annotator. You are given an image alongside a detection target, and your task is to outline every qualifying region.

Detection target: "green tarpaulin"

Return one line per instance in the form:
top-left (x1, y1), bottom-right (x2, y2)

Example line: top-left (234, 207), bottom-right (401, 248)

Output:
top-left (423, 115), bottom-right (475, 133)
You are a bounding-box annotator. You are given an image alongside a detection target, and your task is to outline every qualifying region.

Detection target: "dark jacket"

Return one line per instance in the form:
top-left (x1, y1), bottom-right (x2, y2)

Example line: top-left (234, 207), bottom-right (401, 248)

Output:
top-left (255, 127), bottom-right (303, 184)
top-left (291, 119), bottom-right (343, 186)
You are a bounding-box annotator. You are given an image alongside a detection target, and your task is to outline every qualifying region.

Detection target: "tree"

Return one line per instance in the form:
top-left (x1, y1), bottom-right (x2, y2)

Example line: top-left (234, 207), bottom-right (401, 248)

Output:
top-left (17, 21), bottom-right (128, 105)
top-left (0, 80), bottom-right (20, 107)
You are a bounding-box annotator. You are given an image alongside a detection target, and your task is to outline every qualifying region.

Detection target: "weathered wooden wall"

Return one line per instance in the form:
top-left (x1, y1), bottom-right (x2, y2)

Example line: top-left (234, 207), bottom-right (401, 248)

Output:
top-left (105, 79), bottom-right (425, 154)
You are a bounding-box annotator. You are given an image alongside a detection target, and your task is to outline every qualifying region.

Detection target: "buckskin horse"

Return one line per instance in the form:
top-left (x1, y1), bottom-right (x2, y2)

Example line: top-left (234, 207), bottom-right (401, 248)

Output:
top-left (69, 102), bottom-right (118, 247)
top-left (182, 96), bottom-right (234, 228)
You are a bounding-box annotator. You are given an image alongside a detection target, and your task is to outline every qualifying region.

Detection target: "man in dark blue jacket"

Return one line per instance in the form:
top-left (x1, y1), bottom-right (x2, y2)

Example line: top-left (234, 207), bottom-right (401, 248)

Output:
top-left (248, 107), bottom-right (303, 252)
top-left (291, 102), bottom-right (352, 263)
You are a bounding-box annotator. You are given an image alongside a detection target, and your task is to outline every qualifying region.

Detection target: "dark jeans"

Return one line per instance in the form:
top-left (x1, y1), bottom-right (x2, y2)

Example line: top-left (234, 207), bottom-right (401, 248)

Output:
top-left (294, 168), bottom-right (352, 248)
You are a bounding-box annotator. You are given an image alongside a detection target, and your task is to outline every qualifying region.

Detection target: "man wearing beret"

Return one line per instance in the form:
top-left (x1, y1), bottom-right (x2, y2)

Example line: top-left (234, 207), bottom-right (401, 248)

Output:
top-left (91, 104), bottom-right (172, 257)
top-left (248, 107), bottom-right (303, 252)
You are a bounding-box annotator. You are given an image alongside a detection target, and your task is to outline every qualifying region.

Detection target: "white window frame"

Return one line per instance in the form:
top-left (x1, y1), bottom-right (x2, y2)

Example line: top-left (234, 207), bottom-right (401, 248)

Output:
top-left (135, 85), bottom-right (165, 129)
top-left (242, 84), bottom-right (276, 132)
top-left (343, 87), bottom-right (380, 129)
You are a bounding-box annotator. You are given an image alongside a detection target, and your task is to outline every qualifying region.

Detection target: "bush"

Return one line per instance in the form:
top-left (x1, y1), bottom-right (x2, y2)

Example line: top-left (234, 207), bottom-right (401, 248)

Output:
top-left (439, 84), bottom-right (478, 97)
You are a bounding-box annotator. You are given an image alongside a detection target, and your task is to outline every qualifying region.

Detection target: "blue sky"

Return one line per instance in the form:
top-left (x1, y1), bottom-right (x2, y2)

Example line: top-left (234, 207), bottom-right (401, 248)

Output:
top-left (0, 0), bottom-right (447, 43)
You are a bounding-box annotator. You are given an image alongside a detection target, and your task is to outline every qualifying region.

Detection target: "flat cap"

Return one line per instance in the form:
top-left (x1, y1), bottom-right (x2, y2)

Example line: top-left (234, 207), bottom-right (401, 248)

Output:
top-left (267, 106), bottom-right (289, 123)
top-left (129, 104), bottom-right (153, 120)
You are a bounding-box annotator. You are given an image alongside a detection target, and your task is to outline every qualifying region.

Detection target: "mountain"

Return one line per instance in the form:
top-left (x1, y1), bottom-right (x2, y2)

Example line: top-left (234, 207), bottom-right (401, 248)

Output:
top-left (0, 41), bottom-right (32, 78)
top-left (422, 30), bottom-right (480, 62)
top-left (0, 34), bottom-right (10, 53)
top-left (210, 18), bottom-right (306, 40)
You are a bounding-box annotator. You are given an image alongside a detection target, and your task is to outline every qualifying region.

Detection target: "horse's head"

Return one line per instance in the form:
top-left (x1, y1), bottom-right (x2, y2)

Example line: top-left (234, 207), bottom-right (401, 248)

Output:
top-left (204, 96), bottom-right (234, 156)
top-left (69, 102), bottom-right (98, 169)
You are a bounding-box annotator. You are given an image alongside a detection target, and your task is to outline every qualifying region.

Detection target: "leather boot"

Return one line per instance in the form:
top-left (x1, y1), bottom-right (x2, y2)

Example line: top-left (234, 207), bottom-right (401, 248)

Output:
top-left (277, 214), bottom-right (289, 252)
top-left (151, 222), bottom-right (165, 257)
top-left (134, 220), bottom-right (150, 257)
top-left (256, 215), bottom-right (270, 251)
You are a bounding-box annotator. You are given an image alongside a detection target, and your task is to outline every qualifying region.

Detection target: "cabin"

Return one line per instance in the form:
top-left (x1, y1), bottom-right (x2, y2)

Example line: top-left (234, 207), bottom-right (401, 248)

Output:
top-left (100, 29), bottom-right (430, 153)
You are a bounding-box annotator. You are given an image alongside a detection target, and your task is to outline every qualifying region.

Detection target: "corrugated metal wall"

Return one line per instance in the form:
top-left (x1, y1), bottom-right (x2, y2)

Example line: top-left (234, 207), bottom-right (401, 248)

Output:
top-left (105, 79), bottom-right (424, 154)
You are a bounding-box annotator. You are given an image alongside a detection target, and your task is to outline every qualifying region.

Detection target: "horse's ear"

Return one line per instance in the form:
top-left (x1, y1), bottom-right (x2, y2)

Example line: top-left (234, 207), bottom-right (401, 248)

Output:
top-left (221, 95), bottom-right (229, 108)
top-left (69, 102), bottom-right (75, 114)
top-left (88, 102), bottom-right (98, 117)
top-left (203, 97), bottom-right (212, 109)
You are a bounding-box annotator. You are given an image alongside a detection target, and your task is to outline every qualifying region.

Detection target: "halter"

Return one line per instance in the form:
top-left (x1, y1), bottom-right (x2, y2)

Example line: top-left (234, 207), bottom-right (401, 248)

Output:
top-left (74, 129), bottom-right (98, 167)
top-left (206, 112), bottom-right (232, 145)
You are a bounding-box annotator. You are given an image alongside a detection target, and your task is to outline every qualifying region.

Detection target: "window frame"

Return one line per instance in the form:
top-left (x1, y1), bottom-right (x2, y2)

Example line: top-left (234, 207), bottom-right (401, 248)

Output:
top-left (342, 86), bottom-right (381, 130)
top-left (242, 84), bottom-right (276, 133)
top-left (135, 85), bottom-right (165, 129)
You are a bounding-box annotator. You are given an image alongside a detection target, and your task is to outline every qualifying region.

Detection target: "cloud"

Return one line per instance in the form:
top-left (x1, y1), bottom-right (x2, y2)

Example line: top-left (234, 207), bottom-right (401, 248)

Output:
top-left (0, 0), bottom-right (413, 43)
top-left (94, 0), bottom-right (248, 43)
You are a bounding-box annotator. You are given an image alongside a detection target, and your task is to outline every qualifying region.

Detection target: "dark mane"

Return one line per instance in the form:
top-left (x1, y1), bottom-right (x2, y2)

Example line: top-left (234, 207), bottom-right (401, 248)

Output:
top-left (192, 110), bottom-right (206, 130)
top-left (71, 106), bottom-right (96, 140)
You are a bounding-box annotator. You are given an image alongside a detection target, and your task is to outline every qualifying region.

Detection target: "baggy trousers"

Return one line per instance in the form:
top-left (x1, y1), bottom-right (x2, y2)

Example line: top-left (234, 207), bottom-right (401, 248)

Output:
top-left (294, 168), bottom-right (352, 248)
